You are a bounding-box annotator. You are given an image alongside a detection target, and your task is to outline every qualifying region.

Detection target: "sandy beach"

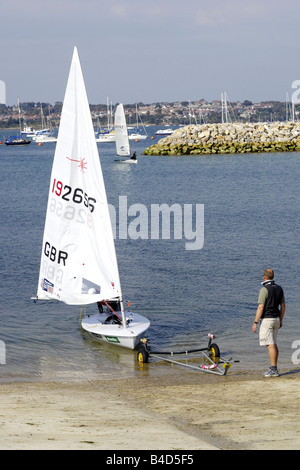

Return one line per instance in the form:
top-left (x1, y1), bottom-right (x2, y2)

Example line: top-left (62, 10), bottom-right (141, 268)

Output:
top-left (0, 365), bottom-right (299, 450)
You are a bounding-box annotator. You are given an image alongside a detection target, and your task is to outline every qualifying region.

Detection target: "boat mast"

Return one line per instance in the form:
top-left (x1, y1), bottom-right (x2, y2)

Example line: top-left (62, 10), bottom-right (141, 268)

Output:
top-left (17, 98), bottom-right (21, 134)
top-left (120, 299), bottom-right (126, 327)
top-left (135, 104), bottom-right (147, 136)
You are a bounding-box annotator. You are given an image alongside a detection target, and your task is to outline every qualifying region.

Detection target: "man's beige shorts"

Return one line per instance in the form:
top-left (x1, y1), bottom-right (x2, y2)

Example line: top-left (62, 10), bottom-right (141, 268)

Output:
top-left (259, 318), bottom-right (280, 346)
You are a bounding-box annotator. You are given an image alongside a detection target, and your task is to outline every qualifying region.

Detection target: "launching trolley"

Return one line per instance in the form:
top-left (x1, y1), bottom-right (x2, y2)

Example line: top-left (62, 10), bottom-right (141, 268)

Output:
top-left (136, 334), bottom-right (236, 376)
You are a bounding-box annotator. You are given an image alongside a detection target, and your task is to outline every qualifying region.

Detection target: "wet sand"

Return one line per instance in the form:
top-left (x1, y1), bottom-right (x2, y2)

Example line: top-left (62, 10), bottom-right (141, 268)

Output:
top-left (0, 365), bottom-right (299, 450)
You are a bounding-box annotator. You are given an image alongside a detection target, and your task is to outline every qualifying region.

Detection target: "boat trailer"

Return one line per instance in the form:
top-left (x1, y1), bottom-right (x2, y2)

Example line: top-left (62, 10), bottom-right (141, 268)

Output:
top-left (136, 334), bottom-right (237, 376)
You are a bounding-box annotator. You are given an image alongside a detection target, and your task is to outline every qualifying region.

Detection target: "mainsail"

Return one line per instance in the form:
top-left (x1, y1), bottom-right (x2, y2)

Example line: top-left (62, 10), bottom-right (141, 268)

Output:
top-left (36, 47), bottom-right (122, 305)
top-left (114, 103), bottom-right (130, 157)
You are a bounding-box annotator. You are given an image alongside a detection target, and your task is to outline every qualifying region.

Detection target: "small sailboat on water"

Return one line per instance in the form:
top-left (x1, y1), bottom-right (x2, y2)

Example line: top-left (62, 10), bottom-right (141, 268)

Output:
top-left (5, 99), bottom-right (31, 146)
top-left (33, 47), bottom-right (150, 349)
top-left (114, 103), bottom-right (138, 164)
top-left (128, 104), bottom-right (148, 141)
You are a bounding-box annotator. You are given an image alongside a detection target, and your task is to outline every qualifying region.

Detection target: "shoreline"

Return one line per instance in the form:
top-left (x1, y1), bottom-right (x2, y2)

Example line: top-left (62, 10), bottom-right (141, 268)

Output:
top-left (1, 367), bottom-right (299, 450)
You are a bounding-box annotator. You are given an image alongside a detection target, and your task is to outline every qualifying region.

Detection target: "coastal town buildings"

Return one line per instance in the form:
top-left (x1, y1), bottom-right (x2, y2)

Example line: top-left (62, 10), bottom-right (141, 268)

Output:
top-left (0, 98), bottom-right (298, 129)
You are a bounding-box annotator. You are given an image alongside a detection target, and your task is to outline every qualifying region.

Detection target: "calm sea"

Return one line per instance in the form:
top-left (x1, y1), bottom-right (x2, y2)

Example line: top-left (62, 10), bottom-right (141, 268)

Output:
top-left (0, 126), bottom-right (299, 383)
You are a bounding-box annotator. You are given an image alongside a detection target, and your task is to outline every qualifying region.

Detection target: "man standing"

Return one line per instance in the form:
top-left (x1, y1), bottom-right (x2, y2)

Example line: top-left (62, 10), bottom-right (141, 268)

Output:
top-left (252, 269), bottom-right (285, 377)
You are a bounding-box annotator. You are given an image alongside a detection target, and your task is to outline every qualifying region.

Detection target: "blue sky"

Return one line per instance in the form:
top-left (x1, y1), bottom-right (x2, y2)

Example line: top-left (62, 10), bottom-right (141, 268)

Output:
top-left (1, 0), bottom-right (300, 105)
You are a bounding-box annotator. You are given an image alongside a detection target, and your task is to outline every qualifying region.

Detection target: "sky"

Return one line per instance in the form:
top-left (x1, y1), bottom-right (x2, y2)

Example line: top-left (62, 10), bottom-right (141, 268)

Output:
top-left (1, 0), bottom-right (300, 106)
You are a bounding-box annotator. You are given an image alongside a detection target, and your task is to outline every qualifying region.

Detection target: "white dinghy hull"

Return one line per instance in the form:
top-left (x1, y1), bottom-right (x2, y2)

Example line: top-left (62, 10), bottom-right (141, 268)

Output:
top-left (81, 311), bottom-right (150, 349)
top-left (114, 159), bottom-right (137, 164)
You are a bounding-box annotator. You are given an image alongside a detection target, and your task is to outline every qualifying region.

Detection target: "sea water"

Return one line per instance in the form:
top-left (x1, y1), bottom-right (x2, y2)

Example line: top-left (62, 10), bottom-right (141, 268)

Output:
top-left (0, 127), bottom-right (300, 382)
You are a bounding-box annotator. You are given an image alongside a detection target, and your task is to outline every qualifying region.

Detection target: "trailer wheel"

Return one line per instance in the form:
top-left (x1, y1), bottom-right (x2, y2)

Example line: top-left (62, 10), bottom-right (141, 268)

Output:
top-left (210, 343), bottom-right (220, 360)
top-left (137, 347), bottom-right (149, 363)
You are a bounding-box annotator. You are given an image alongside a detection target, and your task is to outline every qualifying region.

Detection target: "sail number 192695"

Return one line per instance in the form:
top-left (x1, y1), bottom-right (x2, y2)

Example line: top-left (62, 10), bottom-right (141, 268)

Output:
top-left (52, 179), bottom-right (96, 213)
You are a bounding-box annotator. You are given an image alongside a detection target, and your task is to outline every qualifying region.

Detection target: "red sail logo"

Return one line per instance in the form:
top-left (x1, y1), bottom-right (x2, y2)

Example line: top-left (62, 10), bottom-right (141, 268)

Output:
top-left (66, 156), bottom-right (87, 173)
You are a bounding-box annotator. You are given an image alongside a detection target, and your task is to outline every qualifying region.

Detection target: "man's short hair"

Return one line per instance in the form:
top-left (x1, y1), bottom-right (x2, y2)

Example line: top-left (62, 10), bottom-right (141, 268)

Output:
top-left (263, 268), bottom-right (274, 280)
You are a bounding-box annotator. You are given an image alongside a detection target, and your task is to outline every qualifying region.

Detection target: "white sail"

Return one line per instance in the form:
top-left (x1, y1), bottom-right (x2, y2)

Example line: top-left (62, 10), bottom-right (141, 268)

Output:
top-left (114, 103), bottom-right (130, 156)
top-left (36, 47), bottom-right (122, 306)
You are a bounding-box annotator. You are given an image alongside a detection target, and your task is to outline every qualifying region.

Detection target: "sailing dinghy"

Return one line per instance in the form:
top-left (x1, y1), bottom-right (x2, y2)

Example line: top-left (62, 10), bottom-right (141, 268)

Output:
top-left (114, 103), bottom-right (137, 164)
top-left (34, 47), bottom-right (150, 349)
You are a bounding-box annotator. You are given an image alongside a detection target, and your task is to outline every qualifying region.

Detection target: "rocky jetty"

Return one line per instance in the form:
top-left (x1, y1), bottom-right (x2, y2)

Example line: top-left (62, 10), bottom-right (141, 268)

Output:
top-left (144, 122), bottom-right (300, 155)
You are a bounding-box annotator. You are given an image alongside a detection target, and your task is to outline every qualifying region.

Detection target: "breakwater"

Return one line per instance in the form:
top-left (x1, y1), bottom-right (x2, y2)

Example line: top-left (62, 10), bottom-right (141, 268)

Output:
top-left (144, 122), bottom-right (300, 155)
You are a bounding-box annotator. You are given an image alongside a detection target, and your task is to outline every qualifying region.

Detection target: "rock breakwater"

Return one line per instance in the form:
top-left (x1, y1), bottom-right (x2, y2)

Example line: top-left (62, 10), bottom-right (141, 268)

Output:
top-left (144, 122), bottom-right (300, 155)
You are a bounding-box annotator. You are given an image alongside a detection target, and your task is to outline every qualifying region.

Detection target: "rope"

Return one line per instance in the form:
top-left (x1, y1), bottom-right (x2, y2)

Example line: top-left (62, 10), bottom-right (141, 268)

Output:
top-left (104, 301), bottom-right (122, 321)
top-left (79, 305), bottom-right (86, 324)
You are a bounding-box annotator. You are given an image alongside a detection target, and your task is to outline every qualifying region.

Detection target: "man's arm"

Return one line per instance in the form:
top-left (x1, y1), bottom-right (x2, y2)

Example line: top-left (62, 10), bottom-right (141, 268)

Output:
top-left (279, 303), bottom-right (285, 328)
top-left (252, 304), bottom-right (264, 332)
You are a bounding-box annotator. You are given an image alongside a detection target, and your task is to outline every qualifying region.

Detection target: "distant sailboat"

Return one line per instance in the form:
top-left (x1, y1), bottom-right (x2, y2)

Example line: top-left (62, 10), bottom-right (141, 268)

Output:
top-left (5, 99), bottom-right (31, 146)
top-left (35, 105), bottom-right (51, 136)
top-left (33, 105), bottom-right (57, 143)
top-left (33, 47), bottom-right (149, 349)
top-left (20, 103), bottom-right (37, 138)
top-left (114, 103), bottom-right (138, 164)
top-left (128, 104), bottom-right (148, 140)
top-left (95, 96), bottom-right (115, 143)
top-left (4, 136), bottom-right (31, 146)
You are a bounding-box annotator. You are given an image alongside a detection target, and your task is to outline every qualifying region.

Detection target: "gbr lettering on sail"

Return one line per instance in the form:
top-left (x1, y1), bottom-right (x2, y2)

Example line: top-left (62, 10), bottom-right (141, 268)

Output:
top-left (41, 177), bottom-right (97, 288)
